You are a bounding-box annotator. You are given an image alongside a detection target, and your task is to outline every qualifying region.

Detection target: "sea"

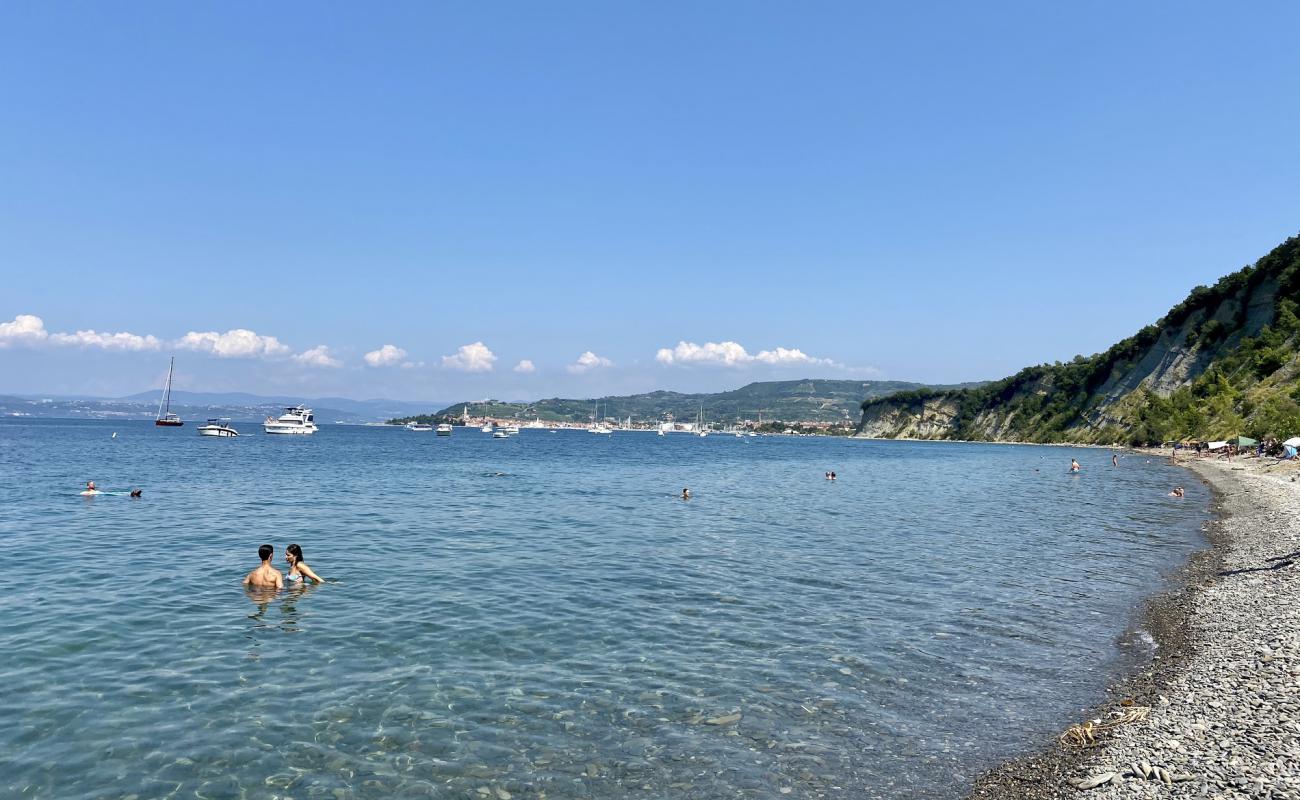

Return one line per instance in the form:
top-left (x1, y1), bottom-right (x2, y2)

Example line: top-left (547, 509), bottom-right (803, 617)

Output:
top-left (0, 419), bottom-right (1210, 799)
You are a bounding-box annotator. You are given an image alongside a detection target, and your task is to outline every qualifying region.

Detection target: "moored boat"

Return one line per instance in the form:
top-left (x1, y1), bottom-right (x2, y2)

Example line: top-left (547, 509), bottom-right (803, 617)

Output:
top-left (406, 422), bottom-right (433, 432)
top-left (155, 356), bottom-right (183, 427)
top-left (436, 423), bottom-right (453, 436)
top-left (198, 418), bottom-right (239, 437)
top-left (264, 405), bottom-right (317, 435)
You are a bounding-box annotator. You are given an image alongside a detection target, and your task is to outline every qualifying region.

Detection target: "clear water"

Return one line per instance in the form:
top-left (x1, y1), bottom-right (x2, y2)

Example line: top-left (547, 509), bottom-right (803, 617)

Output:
top-left (0, 420), bottom-right (1209, 799)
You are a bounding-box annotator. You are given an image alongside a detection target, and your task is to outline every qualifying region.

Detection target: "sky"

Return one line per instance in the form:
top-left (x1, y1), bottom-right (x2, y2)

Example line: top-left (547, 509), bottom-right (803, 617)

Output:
top-left (1, 2), bottom-right (1298, 403)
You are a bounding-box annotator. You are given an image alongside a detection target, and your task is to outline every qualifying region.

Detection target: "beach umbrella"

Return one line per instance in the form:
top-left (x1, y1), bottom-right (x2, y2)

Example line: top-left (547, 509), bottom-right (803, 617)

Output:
top-left (1231, 436), bottom-right (1258, 447)
top-left (1283, 436), bottom-right (1300, 448)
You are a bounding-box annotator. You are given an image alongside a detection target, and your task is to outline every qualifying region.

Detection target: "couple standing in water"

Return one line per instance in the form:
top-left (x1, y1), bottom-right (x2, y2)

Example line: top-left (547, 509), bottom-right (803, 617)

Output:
top-left (243, 543), bottom-right (323, 589)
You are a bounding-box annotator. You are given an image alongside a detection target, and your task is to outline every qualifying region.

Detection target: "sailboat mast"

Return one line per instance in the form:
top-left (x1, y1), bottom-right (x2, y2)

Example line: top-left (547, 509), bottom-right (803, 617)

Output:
top-left (161, 356), bottom-right (175, 416)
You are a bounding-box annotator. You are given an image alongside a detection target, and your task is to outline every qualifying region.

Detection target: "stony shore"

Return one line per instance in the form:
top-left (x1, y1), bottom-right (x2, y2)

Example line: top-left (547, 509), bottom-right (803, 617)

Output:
top-left (971, 455), bottom-right (1300, 799)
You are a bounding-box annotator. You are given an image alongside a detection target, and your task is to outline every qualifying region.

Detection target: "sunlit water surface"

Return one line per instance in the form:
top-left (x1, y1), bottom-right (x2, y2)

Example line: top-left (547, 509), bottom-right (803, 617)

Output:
top-left (0, 420), bottom-right (1209, 799)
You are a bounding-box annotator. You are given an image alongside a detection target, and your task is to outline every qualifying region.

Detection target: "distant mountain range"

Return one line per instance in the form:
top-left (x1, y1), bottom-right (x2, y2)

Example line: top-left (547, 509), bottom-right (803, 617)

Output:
top-left (404, 379), bottom-right (986, 425)
top-left (0, 390), bottom-right (442, 424)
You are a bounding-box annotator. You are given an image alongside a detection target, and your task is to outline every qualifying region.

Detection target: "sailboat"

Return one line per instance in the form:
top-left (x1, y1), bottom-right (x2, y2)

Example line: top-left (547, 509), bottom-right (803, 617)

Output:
top-left (155, 356), bottom-right (183, 427)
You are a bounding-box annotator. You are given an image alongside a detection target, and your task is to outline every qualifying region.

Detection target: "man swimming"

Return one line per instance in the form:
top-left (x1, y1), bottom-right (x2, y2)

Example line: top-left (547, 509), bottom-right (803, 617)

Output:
top-left (80, 481), bottom-right (100, 496)
top-left (1070, 459), bottom-right (1081, 473)
top-left (681, 488), bottom-right (692, 500)
top-left (242, 544), bottom-right (284, 590)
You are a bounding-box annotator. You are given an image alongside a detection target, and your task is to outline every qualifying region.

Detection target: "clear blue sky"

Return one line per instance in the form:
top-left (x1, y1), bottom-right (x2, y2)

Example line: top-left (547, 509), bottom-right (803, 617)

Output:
top-left (2, 2), bottom-right (1297, 402)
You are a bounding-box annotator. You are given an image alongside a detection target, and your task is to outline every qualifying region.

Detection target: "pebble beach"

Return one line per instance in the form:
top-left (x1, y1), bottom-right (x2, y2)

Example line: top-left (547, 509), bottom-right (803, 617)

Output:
top-left (974, 455), bottom-right (1300, 799)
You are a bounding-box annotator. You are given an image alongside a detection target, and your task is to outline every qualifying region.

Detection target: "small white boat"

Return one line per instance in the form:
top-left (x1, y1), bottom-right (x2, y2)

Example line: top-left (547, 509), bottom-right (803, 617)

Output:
top-left (492, 429), bottom-right (509, 439)
top-left (504, 424), bottom-right (520, 435)
top-left (589, 424), bottom-right (612, 434)
top-left (264, 405), bottom-right (318, 435)
top-left (658, 429), bottom-right (665, 437)
top-left (480, 424), bottom-right (494, 433)
top-left (436, 423), bottom-right (453, 436)
top-left (405, 422), bottom-right (433, 432)
top-left (198, 418), bottom-right (239, 437)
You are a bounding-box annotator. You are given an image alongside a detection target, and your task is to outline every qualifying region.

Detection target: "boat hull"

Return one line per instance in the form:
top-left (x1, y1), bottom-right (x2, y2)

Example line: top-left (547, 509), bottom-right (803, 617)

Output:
top-left (155, 419), bottom-right (184, 427)
top-left (198, 427), bottom-right (238, 437)
top-left (264, 425), bottom-right (317, 435)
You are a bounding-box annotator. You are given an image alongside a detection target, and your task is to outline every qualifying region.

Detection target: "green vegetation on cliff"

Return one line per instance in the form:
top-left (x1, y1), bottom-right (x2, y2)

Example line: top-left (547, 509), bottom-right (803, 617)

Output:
top-left (859, 234), bottom-right (1300, 445)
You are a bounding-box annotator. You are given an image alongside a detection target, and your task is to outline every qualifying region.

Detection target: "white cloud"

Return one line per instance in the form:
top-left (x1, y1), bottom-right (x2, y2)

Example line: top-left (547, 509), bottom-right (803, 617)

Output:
top-left (567, 350), bottom-right (613, 374)
top-left (364, 344), bottom-right (407, 367)
top-left (655, 340), bottom-right (837, 368)
top-left (0, 314), bottom-right (50, 347)
top-left (49, 329), bottom-right (161, 351)
top-left (176, 329), bottom-right (291, 359)
top-left (513, 359), bottom-right (536, 373)
top-left (441, 341), bottom-right (496, 372)
top-left (0, 314), bottom-right (160, 351)
top-left (293, 345), bottom-right (342, 368)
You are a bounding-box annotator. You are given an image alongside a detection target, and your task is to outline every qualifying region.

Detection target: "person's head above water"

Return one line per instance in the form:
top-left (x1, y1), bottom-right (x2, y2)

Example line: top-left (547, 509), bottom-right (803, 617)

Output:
top-left (286, 543), bottom-right (303, 564)
top-left (86, 480), bottom-right (96, 490)
top-left (258, 544), bottom-right (274, 562)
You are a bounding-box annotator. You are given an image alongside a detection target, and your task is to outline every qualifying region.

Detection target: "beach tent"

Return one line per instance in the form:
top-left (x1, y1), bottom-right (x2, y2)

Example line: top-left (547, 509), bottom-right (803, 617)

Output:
top-left (1283, 437), bottom-right (1300, 448)
top-left (1206, 441), bottom-right (1228, 451)
top-left (1231, 436), bottom-right (1258, 447)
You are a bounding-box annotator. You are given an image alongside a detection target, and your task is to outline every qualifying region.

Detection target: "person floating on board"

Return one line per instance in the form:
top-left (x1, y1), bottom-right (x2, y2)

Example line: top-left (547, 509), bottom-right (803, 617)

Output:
top-left (243, 544), bottom-right (284, 590)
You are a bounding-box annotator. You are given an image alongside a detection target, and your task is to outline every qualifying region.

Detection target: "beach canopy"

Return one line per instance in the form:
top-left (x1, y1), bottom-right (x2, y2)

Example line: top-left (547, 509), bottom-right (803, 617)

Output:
top-left (1232, 436), bottom-right (1258, 447)
top-left (1284, 436), bottom-right (1300, 448)
top-left (1207, 441), bottom-right (1228, 450)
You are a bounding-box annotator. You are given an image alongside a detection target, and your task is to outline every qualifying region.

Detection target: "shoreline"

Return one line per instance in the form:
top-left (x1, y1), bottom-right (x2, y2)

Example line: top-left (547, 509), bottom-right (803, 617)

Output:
top-left (970, 455), bottom-right (1300, 798)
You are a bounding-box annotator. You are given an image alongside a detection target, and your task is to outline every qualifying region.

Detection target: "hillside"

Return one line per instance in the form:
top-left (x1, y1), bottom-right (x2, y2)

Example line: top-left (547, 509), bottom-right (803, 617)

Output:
top-left (857, 234), bottom-right (1300, 444)
top-left (406, 379), bottom-right (983, 426)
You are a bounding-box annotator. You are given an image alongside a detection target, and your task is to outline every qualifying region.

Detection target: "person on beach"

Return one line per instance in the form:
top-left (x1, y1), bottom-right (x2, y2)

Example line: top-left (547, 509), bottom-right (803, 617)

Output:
top-left (285, 543), bottom-right (324, 585)
top-left (681, 488), bottom-right (692, 500)
top-left (1070, 459), bottom-right (1081, 473)
top-left (243, 544), bottom-right (284, 590)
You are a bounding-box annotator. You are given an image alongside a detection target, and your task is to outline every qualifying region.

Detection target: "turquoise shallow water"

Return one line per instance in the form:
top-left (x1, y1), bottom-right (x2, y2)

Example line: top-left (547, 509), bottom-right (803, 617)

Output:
top-left (0, 420), bottom-right (1208, 799)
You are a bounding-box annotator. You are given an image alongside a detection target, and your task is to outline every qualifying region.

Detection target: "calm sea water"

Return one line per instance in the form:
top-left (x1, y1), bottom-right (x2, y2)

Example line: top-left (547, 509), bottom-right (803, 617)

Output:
top-left (0, 420), bottom-right (1209, 799)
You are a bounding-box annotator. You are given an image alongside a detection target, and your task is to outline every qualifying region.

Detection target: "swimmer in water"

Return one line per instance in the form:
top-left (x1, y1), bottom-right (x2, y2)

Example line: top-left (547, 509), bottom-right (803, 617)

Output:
top-left (80, 480), bottom-right (101, 496)
top-left (681, 488), bottom-right (692, 500)
top-left (130, 489), bottom-right (142, 498)
top-left (284, 543), bottom-right (323, 584)
top-left (1168, 486), bottom-right (1185, 498)
top-left (1070, 459), bottom-right (1081, 473)
top-left (242, 544), bottom-right (284, 590)
top-left (1112, 453), bottom-right (1118, 467)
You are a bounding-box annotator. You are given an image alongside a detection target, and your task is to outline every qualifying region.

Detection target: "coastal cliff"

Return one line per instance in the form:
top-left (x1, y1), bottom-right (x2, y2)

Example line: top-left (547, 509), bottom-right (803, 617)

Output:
top-left (859, 234), bottom-right (1300, 444)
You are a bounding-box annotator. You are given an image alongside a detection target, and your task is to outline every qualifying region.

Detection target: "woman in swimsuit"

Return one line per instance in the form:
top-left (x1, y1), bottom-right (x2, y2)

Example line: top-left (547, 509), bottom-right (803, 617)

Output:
top-left (285, 543), bottom-right (324, 584)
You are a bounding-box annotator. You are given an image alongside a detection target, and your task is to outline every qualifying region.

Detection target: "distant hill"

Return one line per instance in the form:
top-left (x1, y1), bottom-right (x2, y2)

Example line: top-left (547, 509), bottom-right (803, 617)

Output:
top-left (416, 379), bottom-right (985, 425)
top-left (0, 391), bottom-right (442, 424)
top-left (857, 233), bottom-right (1300, 444)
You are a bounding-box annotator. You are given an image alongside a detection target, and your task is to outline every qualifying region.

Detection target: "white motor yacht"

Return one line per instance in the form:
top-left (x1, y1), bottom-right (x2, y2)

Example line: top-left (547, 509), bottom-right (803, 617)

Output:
top-left (406, 422), bottom-right (433, 432)
top-left (198, 418), bottom-right (239, 437)
top-left (492, 428), bottom-right (510, 439)
top-left (263, 405), bottom-right (318, 435)
top-left (504, 424), bottom-right (520, 435)
top-left (436, 423), bottom-right (453, 436)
